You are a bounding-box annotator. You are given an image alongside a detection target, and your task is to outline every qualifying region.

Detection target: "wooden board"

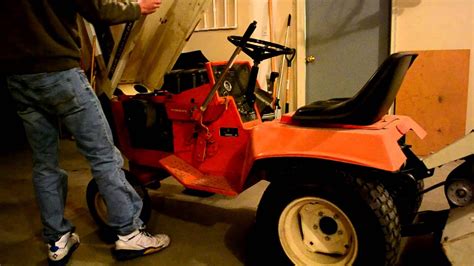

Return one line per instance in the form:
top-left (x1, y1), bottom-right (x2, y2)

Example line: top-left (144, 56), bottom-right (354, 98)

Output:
top-left (79, 0), bottom-right (211, 97)
top-left (124, 0), bottom-right (211, 90)
top-left (396, 50), bottom-right (469, 156)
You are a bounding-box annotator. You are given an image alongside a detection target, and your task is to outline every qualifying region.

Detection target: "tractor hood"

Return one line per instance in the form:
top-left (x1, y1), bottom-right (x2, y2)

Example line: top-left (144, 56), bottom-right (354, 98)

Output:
top-left (79, 0), bottom-right (211, 98)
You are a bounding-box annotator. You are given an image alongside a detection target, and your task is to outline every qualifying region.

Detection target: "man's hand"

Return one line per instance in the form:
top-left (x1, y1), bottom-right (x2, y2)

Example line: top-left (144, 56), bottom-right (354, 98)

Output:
top-left (137, 0), bottom-right (162, 15)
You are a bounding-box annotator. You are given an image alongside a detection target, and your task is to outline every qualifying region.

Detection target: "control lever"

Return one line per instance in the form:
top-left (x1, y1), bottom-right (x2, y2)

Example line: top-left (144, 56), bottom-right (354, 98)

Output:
top-left (200, 21), bottom-right (257, 112)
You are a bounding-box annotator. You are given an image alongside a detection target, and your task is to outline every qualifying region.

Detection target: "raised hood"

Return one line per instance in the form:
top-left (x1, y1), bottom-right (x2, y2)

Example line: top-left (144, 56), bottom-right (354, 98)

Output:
top-left (79, 0), bottom-right (211, 98)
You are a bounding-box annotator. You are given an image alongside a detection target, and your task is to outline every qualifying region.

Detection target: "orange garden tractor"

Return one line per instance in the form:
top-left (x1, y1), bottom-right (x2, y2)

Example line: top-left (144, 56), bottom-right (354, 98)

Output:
top-left (85, 21), bottom-right (473, 265)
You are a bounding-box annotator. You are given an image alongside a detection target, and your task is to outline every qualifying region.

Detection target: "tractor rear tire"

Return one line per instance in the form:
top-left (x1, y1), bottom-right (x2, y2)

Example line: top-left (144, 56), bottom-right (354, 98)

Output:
top-left (255, 173), bottom-right (401, 266)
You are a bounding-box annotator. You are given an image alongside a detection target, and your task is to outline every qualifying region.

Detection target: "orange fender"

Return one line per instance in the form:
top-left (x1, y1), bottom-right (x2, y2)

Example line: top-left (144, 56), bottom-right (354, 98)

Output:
top-left (245, 115), bottom-right (426, 179)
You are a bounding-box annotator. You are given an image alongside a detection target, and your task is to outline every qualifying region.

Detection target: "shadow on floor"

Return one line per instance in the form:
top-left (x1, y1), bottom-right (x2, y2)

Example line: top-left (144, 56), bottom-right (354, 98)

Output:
top-left (399, 233), bottom-right (451, 266)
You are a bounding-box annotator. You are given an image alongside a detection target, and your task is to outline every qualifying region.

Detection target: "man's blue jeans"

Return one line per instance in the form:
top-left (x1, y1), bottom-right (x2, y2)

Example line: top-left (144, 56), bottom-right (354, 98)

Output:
top-left (6, 68), bottom-right (143, 243)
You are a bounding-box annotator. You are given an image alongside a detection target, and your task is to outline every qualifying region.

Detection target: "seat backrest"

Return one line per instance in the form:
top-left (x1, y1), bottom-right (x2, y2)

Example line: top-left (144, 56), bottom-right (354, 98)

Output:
top-left (345, 52), bottom-right (418, 124)
top-left (293, 52), bottom-right (419, 125)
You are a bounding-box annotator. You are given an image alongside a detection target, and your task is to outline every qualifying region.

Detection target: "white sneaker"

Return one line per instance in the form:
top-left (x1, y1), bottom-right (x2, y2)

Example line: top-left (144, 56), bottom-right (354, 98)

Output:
top-left (48, 231), bottom-right (80, 265)
top-left (114, 229), bottom-right (170, 260)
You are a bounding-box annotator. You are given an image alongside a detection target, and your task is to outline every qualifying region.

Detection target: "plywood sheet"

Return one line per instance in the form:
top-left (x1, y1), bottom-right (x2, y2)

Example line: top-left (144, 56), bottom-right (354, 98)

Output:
top-left (396, 50), bottom-right (469, 156)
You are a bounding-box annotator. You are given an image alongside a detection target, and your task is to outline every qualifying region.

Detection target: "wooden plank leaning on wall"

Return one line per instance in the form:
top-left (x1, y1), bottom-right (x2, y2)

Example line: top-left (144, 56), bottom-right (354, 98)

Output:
top-left (396, 49), bottom-right (470, 156)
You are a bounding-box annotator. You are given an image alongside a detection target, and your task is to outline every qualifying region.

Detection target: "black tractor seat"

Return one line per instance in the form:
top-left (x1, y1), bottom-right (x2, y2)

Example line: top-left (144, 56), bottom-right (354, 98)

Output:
top-left (292, 52), bottom-right (418, 126)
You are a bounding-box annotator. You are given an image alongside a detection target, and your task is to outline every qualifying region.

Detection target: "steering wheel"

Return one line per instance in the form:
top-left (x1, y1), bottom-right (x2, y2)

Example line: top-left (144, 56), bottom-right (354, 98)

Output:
top-left (228, 36), bottom-right (295, 63)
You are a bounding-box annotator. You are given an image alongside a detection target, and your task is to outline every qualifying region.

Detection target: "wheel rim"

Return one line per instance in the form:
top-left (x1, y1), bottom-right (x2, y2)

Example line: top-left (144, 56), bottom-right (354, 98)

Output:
top-left (278, 197), bottom-right (358, 265)
top-left (94, 194), bottom-right (109, 223)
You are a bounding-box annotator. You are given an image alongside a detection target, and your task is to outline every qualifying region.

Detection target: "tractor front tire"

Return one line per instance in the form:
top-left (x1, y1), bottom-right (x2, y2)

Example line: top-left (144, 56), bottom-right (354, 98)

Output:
top-left (255, 174), bottom-right (401, 266)
top-left (86, 169), bottom-right (152, 243)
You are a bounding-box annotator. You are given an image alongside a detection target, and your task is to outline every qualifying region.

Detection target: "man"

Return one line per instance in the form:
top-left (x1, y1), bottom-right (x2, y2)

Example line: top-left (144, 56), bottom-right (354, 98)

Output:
top-left (0, 0), bottom-right (170, 264)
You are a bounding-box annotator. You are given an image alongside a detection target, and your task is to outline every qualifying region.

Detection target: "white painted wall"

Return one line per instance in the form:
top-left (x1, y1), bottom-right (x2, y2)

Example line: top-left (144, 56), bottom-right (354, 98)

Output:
top-left (391, 0), bottom-right (474, 132)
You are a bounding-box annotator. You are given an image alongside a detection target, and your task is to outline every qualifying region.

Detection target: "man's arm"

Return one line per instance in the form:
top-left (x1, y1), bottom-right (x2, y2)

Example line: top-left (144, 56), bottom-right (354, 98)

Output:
top-left (75, 0), bottom-right (162, 25)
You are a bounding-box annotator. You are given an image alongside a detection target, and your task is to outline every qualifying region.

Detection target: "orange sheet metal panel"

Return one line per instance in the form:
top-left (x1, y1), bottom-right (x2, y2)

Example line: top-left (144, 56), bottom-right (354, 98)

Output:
top-left (160, 155), bottom-right (239, 196)
top-left (248, 115), bottom-right (426, 174)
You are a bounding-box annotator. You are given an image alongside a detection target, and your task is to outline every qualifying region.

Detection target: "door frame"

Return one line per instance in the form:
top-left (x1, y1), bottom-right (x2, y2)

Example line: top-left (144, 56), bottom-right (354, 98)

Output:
top-left (295, 0), bottom-right (306, 108)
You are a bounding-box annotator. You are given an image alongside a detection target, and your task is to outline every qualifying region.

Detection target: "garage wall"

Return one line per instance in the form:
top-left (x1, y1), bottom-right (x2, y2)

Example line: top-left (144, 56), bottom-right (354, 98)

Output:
top-left (391, 0), bottom-right (474, 133)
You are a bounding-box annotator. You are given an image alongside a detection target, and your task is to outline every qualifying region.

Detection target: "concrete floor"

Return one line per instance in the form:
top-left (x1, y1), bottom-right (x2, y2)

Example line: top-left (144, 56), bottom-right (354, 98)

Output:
top-left (0, 139), bottom-right (455, 265)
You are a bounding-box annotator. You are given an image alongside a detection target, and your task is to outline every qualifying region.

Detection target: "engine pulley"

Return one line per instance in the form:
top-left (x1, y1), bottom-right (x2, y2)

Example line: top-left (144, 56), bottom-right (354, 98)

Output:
top-left (445, 178), bottom-right (473, 207)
